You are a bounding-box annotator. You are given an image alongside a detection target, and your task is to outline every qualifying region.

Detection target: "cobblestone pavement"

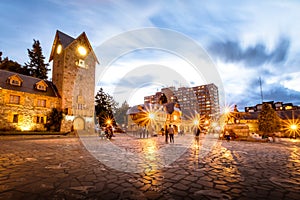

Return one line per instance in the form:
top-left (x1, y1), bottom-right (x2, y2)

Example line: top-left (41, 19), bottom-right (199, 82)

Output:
top-left (0, 132), bottom-right (300, 200)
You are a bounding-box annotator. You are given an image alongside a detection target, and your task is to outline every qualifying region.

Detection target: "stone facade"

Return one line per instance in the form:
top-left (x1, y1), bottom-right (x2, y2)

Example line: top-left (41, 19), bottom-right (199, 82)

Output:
top-left (49, 31), bottom-right (98, 132)
top-left (0, 71), bottom-right (60, 131)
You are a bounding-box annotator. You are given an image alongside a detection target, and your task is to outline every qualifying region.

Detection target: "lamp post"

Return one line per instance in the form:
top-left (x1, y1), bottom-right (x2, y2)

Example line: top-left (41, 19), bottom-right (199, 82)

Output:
top-left (290, 124), bottom-right (298, 139)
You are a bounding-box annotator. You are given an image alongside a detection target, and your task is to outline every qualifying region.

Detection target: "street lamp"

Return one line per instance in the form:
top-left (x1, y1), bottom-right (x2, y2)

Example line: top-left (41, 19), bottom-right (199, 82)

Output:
top-left (291, 124), bottom-right (298, 130)
top-left (106, 119), bottom-right (112, 126)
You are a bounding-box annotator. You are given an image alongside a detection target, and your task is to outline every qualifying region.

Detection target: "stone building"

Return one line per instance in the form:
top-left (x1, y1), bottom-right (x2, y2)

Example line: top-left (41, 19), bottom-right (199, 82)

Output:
top-left (0, 30), bottom-right (98, 132)
top-left (49, 30), bottom-right (99, 132)
top-left (0, 70), bottom-right (60, 131)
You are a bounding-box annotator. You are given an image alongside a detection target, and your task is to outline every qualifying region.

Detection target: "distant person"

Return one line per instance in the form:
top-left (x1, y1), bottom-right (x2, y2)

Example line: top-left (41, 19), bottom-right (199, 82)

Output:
top-left (142, 126), bottom-right (146, 138)
top-left (224, 131), bottom-right (230, 142)
top-left (233, 105), bottom-right (239, 124)
top-left (168, 124), bottom-right (174, 143)
top-left (146, 127), bottom-right (149, 138)
top-left (165, 125), bottom-right (169, 143)
top-left (179, 129), bottom-right (184, 136)
top-left (161, 128), bottom-right (165, 136)
top-left (196, 127), bottom-right (200, 137)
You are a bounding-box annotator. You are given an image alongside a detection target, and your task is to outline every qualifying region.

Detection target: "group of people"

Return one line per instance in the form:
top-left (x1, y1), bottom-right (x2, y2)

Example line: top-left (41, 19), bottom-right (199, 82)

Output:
top-left (161, 124), bottom-right (175, 143)
top-left (139, 126), bottom-right (149, 138)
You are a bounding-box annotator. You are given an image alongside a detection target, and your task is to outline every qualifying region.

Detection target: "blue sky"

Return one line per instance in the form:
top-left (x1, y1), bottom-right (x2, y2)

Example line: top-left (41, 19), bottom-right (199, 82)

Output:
top-left (1, 0), bottom-right (300, 109)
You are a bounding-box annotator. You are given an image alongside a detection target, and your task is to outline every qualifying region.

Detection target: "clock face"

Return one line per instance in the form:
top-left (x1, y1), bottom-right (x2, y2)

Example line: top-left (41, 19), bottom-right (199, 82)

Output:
top-left (56, 44), bottom-right (62, 54)
top-left (78, 46), bottom-right (87, 56)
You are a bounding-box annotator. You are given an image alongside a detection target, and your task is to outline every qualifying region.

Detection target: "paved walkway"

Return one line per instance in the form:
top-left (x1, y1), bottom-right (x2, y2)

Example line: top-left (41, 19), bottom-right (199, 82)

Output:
top-left (0, 132), bottom-right (300, 199)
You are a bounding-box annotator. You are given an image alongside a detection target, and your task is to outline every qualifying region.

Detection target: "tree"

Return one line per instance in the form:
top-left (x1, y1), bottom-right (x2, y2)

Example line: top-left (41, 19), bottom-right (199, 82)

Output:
top-left (95, 88), bottom-right (117, 127)
top-left (24, 39), bottom-right (49, 79)
top-left (114, 101), bottom-right (130, 126)
top-left (258, 103), bottom-right (281, 135)
top-left (45, 108), bottom-right (63, 132)
top-left (0, 58), bottom-right (23, 73)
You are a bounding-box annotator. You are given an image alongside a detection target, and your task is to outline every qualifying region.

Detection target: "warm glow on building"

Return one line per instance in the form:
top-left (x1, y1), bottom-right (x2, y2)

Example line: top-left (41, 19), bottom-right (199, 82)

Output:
top-left (19, 124), bottom-right (32, 131)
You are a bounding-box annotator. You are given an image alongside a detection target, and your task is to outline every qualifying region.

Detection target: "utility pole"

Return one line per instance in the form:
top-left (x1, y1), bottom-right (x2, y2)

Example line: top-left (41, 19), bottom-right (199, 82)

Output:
top-left (259, 77), bottom-right (264, 103)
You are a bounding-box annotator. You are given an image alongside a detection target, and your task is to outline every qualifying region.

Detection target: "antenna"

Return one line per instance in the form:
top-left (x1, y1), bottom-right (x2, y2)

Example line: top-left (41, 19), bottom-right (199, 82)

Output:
top-left (259, 77), bottom-right (263, 102)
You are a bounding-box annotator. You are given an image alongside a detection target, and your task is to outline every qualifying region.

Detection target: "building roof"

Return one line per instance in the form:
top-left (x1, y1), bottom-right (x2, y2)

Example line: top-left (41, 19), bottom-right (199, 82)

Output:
top-left (0, 70), bottom-right (60, 98)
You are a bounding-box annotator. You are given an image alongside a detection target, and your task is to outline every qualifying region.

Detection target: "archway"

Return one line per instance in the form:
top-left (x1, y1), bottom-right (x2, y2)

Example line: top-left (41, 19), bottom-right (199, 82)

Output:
top-left (73, 117), bottom-right (85, 130)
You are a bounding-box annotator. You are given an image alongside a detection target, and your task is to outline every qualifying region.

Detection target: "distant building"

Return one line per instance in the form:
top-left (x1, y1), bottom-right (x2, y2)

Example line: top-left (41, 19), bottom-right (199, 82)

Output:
top-left (192, 83), bottom-right (220, 118)
top-left (0, 30), bottom-right (99, 132)
top-left (239, 101), bottom-right (300, 135)
top-left (145, 83), bottom-right (220, 119)
top-left (245, 101), bottom-right (299, 112)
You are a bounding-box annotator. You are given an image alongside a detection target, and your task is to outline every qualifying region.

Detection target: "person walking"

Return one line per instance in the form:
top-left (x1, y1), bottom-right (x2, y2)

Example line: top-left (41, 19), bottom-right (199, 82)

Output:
top-left (224, 131), bottom-right (230, 142)
top-left (168, 124), bottom-right (174, 143)
top-left (165, 125), bottom-right (169, 143)
top-left (161, 127), bottom-right (165, 136)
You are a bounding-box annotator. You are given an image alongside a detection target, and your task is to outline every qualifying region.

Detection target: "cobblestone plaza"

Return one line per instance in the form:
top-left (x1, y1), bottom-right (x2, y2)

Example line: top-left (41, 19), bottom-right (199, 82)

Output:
top-left (1, 132), bottom-right (300, 200)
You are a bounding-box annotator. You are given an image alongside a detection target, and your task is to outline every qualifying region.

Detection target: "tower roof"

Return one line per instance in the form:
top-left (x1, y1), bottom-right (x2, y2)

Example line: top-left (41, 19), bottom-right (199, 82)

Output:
top-left (49, 30), bottom-right (99, 64)
top-left (56, 30), bottom-right (75, 48)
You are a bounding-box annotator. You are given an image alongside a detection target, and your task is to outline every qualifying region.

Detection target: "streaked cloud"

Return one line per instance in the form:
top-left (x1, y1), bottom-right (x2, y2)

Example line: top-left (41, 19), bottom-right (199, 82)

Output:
top-left (1, 0), bottom-right (299, 108)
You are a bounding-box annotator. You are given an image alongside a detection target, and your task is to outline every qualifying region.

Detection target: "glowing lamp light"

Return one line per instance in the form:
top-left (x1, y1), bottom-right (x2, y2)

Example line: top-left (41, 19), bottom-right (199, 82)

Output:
top-left (148, 113), bottom-right (155, 120)
top-left (106, 119), bottom-right (112, 125)
top-left (224, 107), bottom-right (230, 114)
top-left (78, 46), bottom-right (87, 56)
top-left (291, 124), bottom-right (298, 130)
top-left (193, 119), bottom-right (199, 125)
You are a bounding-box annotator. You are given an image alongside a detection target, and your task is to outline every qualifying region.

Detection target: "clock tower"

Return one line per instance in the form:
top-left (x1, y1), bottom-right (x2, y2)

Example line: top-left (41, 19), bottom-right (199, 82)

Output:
top-left (49, 30), bottom-right (99, 132)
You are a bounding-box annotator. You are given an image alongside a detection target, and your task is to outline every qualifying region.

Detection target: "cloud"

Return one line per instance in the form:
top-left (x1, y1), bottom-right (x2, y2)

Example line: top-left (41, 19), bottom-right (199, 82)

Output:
top-left (208, 37), bottom-right (290, 67)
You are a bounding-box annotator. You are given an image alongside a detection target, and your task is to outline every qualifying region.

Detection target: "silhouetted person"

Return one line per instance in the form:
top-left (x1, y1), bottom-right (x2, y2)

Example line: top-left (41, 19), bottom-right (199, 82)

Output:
top-left (168, 124), bottom-right (174, 143)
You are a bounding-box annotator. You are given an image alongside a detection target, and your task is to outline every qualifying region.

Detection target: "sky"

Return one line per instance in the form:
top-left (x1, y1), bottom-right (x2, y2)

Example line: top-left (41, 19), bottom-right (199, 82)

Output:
top-left (1, 0), bottom-right (300, 110)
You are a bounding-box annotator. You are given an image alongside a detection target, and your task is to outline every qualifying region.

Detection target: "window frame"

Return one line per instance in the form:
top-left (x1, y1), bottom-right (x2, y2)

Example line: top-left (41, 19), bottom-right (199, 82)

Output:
top-left (37, 99), bottom-right (47, 107)
top-left (9, 95), bottom-right (20, 104)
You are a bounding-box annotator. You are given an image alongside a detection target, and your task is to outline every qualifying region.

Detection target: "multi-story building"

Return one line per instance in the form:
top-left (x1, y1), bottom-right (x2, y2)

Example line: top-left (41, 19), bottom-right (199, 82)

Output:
top-left (174, 87), bottom-right (198, 117)
top-left (0, 30), bottom-right (98, 132)
top-left (144, 83), bottom-right (220, 119)
top-left (192, 83), bottom-right (220, 118)
top-left (144, 92), bottom-right (163, 104)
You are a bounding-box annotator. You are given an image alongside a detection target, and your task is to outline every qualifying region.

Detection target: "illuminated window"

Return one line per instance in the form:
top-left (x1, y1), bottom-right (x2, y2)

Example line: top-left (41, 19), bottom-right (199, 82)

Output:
top-left (37, 99), bottom-right (46, 107)
top-left (13, 114), bottom-right (18, 123)
top-left (56, 44), bottom-right (62, 54)
top-left (37, 85), bottom-right (46, 91)
top-left (35, 81), bottom-right (48, 91)
top-left (10, 95), bottom-right (20, 104)
top-left (8, 75), bottom-right (23, 86)
top-left (11, 79), bottom-right (20, 86)
top-left (36, 116), bottom-right (45, 124)
top-left (285, 106), bottom-right (293, 110)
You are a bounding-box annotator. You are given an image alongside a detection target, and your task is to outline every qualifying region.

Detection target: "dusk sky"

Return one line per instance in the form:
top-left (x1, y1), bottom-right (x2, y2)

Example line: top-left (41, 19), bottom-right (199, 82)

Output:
top-left (1, 0), bottom-right (300, 110)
